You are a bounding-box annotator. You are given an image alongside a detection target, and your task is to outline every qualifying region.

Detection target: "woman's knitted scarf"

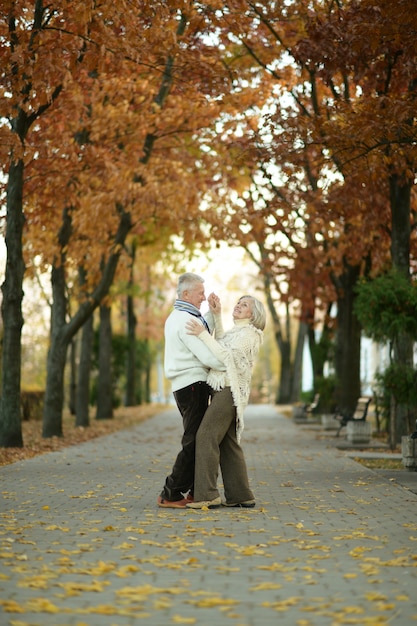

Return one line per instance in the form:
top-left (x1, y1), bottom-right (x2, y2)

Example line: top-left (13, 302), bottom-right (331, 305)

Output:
top-left (207, 322), bottom-right (263, 442)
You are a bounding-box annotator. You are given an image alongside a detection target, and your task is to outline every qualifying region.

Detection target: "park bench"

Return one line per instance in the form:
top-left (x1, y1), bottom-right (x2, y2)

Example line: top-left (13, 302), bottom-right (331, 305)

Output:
top-left (334, 396), bottom-right (371, 437)
top-left (304, 393), bottom-right (320, 419)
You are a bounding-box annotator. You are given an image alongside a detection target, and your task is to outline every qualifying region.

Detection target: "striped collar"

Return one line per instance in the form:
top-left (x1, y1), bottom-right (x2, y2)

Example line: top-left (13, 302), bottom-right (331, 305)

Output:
top-left (174, 300), bottom-right (210, 332)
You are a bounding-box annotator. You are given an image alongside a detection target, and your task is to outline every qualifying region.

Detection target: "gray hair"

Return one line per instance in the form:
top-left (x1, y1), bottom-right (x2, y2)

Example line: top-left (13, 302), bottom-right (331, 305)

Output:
top-left (177, 272), bottom-right (204, 298)
top-left (239, 295), bottom-right (266, 331)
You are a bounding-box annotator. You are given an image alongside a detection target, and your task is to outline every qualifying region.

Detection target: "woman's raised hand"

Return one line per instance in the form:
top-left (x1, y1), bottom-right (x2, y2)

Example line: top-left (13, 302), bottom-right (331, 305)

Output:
top-left (208, 292), bottom-right (221, 313)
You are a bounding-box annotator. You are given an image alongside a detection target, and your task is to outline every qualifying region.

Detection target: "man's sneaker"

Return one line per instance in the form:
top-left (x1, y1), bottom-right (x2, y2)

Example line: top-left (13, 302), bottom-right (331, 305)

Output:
top-left (157, 495), bottom-right (189, 508)
top-left (223, 500), bottom-right (256, 508)
top-left (186, 496), bottom-right (222, 509)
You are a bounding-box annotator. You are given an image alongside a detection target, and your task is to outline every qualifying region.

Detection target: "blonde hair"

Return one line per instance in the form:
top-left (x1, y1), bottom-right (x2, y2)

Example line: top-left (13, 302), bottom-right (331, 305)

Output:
top-left (239, 295), bottom-right (266, 331)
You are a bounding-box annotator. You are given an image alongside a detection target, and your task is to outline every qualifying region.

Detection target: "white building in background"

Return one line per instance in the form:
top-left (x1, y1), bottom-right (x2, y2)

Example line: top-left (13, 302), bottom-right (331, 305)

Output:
top-left (302, 334), bottom-right (391, 396)
top-left (360, 338), bottom-right (391, 395)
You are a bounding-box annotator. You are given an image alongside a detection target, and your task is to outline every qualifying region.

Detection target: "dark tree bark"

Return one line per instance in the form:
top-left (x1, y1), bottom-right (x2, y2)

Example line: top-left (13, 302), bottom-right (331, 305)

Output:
top-left (277, 329), bottom-right (292, 404)
top-left (125, 292), bottom-right (137, 406)
top-left (43, 328), bottom-right (70, 438)
top-left (125, 242), bottom-right (137, 406)
top-left (389, 173), bottom-right (413, 443)
top-left (144, 338), bottom-right (152, 403)
top-left (390, 175), bottom-right (411, 274)
top-left (95, 302), bottom-right (114, 420)
top-left (332, 263), bottom-right (362, 415)
top-left (75, 312), bottom-right (94, 427)
top-left (68, 338), bottom-right (77, 415)
top-left (42, 208), bottom-right (73, 438)
top-left (42, 208), bottom-right (132, 437)
top-left (0, 159), bottom-right (25, 447)
top-left (260, 269), bottom-right (293, 403)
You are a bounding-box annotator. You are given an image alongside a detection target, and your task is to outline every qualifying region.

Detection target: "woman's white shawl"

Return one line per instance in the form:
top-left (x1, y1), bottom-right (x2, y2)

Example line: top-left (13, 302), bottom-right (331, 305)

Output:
top-left (198, 316), bottom-right (263, 443)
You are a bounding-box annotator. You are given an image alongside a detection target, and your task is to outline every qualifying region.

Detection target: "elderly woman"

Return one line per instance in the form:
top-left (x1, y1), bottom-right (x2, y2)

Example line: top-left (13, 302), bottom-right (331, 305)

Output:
top-left (185, 293), bottom-right (266, 509)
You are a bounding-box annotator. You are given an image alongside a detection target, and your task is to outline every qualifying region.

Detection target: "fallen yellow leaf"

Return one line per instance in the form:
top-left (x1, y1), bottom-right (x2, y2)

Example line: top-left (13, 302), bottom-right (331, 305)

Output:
top-left (364, 592), bottom-right (387, 601)
top-left (262, 597), bottom-right (301, 611)
top-left (189, 597), bottom-right (238, 608)
top-left (0, 600), bottom-right (25, 613)
top-left (26, 598), bottom-right (60, 613)
top-left (250, 582), bottom-right (282, 591)
top-left (58, 580), bottom-right (110, 593)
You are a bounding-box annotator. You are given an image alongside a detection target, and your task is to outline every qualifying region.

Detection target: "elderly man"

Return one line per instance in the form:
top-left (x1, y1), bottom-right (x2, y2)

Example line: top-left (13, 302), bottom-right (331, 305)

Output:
top-left (157, 272), bottom-right (225, 508)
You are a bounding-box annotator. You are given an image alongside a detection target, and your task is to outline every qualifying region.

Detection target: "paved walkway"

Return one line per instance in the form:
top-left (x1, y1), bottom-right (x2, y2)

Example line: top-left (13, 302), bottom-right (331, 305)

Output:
top-left (1, 405), bottom-right (416, 626)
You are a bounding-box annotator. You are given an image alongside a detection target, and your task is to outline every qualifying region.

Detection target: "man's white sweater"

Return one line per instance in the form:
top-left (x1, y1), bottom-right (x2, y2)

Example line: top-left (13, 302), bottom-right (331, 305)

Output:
top-left (164, 309), bottom-right (225, 392)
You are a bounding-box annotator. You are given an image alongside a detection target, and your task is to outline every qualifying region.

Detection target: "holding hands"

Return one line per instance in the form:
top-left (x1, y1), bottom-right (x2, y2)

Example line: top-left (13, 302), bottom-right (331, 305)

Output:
top-left (208, 292), bottom-right (221, 314)
top-left (186, 292), bottom-right (221, 336)
top-left (185, 293), bottom-right (222, 336)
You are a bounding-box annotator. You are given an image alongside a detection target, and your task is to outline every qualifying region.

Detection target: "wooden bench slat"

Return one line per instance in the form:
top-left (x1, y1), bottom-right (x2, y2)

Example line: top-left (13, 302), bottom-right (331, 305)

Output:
top-left (334, 397), bottom-right (371, 437)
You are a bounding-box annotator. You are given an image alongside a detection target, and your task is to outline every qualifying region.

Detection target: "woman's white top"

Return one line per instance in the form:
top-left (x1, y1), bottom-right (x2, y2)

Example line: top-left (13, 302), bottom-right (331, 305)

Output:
top-left (198, 315), bottom-right (263, 442)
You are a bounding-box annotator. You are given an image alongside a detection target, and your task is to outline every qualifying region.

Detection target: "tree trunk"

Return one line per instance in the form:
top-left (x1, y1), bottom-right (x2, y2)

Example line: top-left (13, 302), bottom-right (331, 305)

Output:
top-left (262, 274), bottom-right (294, 404)
top-left (307, 303), bottom-right (334, 386)
top-left (390, 175), bottom-right (411, 273)
top-left (277, 337), bottom-right (292, 403)
top-left (0, 159), bottom-right (25, 447)
top-left (43, 331), bottom-right (69, 438)
top-left (144, 338), bottom-right (151, 403)
top-left (125, 292), bottom-right (137, 406)
top-left (96, 303), bottom-right (114, 420)
top-left (333, 263), bottom-right (362, 415)
top-left (389, 174), bottom-right (413, 444)
top-left (41, 208), bottom-right (132, 437)
top-left (42, 244), bottom-right (71, 438)
top-left (290, 321), bottom-right (307, 402)
top-left (68, 338), bottom-right (77, 415)
top-left (125, 242), bottom-right (137, 406)
top-left (75, 312), bottom-right (94, 427)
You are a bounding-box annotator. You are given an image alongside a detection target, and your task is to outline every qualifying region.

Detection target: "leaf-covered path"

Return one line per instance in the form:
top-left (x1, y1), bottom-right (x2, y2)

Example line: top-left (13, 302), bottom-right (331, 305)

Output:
top-left (1, 405), bottom-right (416, 625)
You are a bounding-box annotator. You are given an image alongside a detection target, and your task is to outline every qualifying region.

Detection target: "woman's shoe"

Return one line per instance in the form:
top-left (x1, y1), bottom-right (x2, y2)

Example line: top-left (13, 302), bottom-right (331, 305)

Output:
top-left (186, 496), bottom-right (222, 509)
top-left (223, 500), bottom-right (256, 508)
